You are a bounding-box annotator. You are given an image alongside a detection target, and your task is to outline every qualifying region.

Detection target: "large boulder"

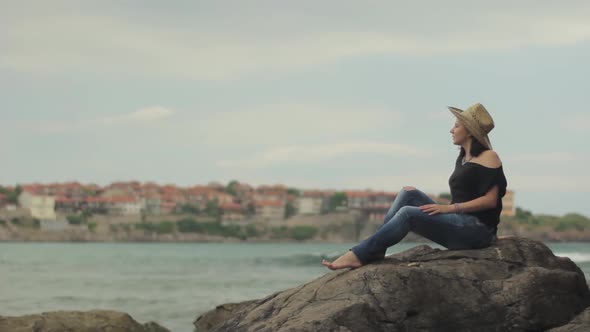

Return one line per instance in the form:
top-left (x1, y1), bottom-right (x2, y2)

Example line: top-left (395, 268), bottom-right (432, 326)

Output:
top-left (0, 310), bottom-right (170, 332)
top-left (197, 237), bottom-right (590, 332)
top-left (549, 307), bottom-right (590, 332)
top-left (194, 300), bottom-right (258, 332)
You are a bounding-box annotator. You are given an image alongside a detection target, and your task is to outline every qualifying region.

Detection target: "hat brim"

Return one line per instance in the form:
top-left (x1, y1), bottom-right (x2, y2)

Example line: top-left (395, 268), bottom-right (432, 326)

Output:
top-left (448, 106), bottom-right (493, 150)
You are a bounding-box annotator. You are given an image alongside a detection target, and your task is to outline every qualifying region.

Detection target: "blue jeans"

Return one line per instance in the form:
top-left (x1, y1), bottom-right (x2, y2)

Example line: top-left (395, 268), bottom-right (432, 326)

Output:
top-left (351, 188), bottom-right (496, 264)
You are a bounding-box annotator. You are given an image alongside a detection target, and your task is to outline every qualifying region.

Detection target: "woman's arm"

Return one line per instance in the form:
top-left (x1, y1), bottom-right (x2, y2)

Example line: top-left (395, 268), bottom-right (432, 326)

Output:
top-left (455, 185), bottom-right (499, 213)
top-left (419, 185), bottom-right (499, 215)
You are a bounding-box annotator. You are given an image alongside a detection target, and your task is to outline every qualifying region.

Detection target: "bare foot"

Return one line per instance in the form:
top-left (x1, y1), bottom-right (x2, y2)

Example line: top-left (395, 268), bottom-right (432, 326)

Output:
top-left (322, 251), bottom-right (363, 270)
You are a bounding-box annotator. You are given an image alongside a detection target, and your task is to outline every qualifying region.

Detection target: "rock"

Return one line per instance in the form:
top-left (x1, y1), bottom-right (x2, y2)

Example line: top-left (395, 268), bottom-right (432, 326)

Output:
top-left (0, 310), bottom-right (170, 332)
top-left (200, 237), bottom-right (590, 332)
top-left (194, 300), bottom-right (258, 332)
top-left (548, 307), bottom-right (590, 332)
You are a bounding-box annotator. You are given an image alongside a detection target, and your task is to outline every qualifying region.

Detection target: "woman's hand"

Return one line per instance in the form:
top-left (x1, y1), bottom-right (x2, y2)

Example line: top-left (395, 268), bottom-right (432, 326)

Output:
top-left (419, 204), bottom-right (455, 216)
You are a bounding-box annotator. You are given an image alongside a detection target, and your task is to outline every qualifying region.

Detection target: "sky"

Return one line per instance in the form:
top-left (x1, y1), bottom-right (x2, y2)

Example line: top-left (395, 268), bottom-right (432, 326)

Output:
top-left (1, 1), bottom-right (589, 216)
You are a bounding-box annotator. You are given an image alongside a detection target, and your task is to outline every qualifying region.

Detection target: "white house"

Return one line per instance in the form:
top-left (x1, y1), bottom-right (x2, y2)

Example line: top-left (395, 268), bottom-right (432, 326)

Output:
top-left (501, 189), bottom-right (516, 216)
top-left (107, 196), bottom-right (142, 216)
top-left (18, 191), bottom-right (56, 221)
top-left (296, 196), bottom-right (326, 215)
top-left (346, 191), bottom-right (370, 209)
top-left (141, 197), bottom-right (162, 215)
top-left (255, 201), bottom-right (285, 221)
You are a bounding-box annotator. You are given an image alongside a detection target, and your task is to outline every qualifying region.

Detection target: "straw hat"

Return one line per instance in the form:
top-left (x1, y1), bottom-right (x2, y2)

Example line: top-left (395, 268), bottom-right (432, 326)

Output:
top-left (448, 103), bottom-right (494, 150)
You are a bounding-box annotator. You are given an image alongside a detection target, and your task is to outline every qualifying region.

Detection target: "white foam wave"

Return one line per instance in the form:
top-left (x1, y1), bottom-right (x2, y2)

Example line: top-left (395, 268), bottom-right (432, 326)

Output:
top-left (555, 252), bottom-right (590, 263)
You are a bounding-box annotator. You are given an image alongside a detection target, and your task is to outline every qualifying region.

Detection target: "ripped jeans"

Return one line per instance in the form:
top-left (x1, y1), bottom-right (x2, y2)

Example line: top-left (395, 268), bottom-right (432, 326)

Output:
top-left (351, 188), bottom-right (496, 264)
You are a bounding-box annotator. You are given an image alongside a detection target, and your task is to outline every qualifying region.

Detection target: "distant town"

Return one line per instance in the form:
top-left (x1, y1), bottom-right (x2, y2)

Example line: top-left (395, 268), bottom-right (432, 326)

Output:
top-left (0, 181), bottom-right (516, 232)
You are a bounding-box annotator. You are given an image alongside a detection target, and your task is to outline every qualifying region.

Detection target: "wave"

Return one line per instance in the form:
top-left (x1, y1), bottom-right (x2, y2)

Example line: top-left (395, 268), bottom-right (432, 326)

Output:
top-left (255, 251), bottom-right (590, 266)
top-left (554, 252), bottom-right (590, 263)
top-left (254, 252), bottom-right (343, 266)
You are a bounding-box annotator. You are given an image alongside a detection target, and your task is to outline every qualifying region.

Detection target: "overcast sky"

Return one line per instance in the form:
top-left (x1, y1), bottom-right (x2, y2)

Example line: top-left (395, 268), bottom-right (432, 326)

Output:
top-left (1, 1), bottom-right (589, 216)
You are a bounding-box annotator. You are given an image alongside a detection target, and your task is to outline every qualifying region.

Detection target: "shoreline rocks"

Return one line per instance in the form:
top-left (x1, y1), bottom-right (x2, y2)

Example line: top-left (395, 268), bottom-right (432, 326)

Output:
top-left (196, 237), bottom-right (590, 332)
top-left (194, 300), bottom-right (259, 332)
top-left (0, 310), bottom-right (170, 332)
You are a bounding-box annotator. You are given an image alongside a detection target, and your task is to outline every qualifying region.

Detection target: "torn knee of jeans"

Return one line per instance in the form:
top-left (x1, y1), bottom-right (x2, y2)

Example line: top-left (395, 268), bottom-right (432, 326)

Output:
top-left (396, 206), bottom-right (413, 219)
top-left (403, 186), bottom-right (417, 191)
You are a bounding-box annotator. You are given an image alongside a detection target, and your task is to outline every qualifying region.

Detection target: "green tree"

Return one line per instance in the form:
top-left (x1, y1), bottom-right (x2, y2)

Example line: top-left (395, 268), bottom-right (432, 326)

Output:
top-left (562, 213), bottom-right (589, 223)
top-left (180, 203), bottom-right (200, 215)
top-left (6, 185), bottom-right (22, 205)
top-left (206, 201), bottom-right (220, 219)
top-left (177, 218), bottom-right (203, 233)
top-left (287, 188), bottom-right (301, 197)
top-left (244, 224), bottom-right (259, 238)
top-left (66, 215), bottom-right (85, 225)
top-left (270, 226), bottom-right (289, 238)
top-left (560, 213), bottom-right (588, 231)
top-left (285, 201), bottom-right (297, 219)
top-left (226, 180), bottom-right (239, 196)
top-left (329, 192), bottom-right (347, 211)
top-left (246, 202), bottom-right (256, 217)
top-left (290, 226), bottom-right (318, 241)
top-left (515, 207), bottom-right (533, 221)
top-left (82, 187), bottom-right (97, 197)
top-left (136, 221), bottom-right (174, 234)
top-left (81, 210), bottom-right (93, 220)
top-left (438, 192), bottom-right (452, 201)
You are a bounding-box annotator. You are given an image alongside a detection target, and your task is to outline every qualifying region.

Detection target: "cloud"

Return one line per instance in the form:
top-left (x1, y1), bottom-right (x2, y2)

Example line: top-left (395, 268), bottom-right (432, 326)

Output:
top-left (509, 175), bottom-right (590, 193)
top-left (101, 106), bottom-right (175, 125)
top-left (424, 111), bottom-right (452, 122)
top-left (13, 106), bottom-right (176, 134)
top-left (2, 2), bottom-right (590, 80)
top-left (506, 152), bottom-right (586, 163)
top-left (217, 141), bottom-right (431, 168)
top-left (197, 103), bottom-right (403, 145)
top-left (8, 102), bottom-right (395, 144)
top-left (337, 173), bottom-right (451, 194)
top-left (560, 113), bottom-right (590, 133)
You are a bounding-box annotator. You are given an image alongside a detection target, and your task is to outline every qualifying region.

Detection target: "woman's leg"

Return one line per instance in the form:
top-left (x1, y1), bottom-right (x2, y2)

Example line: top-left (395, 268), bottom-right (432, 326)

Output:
top-left (409, 210), bottom-right (495, 250)
top-left (380, 188), bottom-right (436, 227)
top-left (324, 206), bottom-right (493, 269)
top-left (322, 189), bottom-right (436, 270)
top-left (354, 206), bottom-right (494, 264)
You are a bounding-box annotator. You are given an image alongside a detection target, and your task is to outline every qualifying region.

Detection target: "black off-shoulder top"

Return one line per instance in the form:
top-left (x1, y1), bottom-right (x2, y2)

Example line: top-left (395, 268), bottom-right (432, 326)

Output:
top-left (448, 155), bottom-right (508, 232)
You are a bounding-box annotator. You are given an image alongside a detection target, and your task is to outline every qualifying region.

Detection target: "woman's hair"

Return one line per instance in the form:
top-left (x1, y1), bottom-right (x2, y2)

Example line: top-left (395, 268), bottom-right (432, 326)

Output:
top-left (459, 136), bottom-right (489, 158)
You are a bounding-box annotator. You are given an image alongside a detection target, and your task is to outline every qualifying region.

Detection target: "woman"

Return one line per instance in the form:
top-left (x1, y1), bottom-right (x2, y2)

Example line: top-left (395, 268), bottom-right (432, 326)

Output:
top-left (322, 103), bottom-right (507, 270)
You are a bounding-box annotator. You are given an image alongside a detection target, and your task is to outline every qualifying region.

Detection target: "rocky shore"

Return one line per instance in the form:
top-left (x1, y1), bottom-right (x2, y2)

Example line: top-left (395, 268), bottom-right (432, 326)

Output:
top-left (3, 237), bottom-right (589, 332)
top-left (1, 221), bottom-right (589, 243)
top-left (195, 237), bottom-right (590, 332)
top-left (0, 310), bottom-right (170, 332)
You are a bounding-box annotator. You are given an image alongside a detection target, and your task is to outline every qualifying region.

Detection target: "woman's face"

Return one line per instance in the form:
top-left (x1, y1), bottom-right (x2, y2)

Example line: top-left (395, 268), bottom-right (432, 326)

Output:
top-left (450, 120), bottom-right (471, 146)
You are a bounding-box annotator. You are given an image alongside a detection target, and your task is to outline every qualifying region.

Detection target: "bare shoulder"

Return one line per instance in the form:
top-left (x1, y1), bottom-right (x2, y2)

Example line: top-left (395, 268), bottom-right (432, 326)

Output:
top-left (475, 150), bottom-right (502, 168)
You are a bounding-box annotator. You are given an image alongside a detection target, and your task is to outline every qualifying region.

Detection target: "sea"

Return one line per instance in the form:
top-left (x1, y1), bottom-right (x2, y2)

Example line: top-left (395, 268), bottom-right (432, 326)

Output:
top-left (1, 242), bottom-right (589, 332)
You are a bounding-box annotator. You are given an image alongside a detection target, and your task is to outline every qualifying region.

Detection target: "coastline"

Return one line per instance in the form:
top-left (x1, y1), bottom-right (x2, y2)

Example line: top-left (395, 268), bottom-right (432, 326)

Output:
top-left (1, 228), bottom-right (589, 243)
top-left (1, 212), bottom-right (589, 243)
